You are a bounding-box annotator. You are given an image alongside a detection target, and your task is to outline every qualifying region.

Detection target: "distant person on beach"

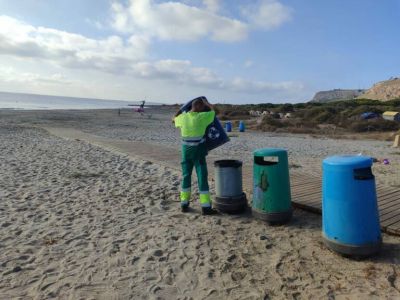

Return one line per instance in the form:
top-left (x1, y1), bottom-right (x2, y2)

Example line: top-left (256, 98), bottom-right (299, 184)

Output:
top-left (173, 98), bottom-right (216, 215)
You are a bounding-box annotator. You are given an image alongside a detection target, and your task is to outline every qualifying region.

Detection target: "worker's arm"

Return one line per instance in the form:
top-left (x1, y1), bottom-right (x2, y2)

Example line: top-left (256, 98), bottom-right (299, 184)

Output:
top-left (172, 109), bottom-right (182, 123)
top-left (202, 98), bottom-right (214, 111)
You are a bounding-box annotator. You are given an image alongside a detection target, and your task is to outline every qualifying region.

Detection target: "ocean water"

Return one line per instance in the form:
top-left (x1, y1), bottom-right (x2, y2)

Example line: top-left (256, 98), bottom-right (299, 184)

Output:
top-left (0, 91), bottom-right (145, 110)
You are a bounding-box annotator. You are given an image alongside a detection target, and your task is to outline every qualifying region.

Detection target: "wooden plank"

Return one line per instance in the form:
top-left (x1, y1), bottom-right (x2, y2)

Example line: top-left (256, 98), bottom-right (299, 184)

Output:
top-left (377, 189), bottom-right (400, 200)
top-left (376, 185), bottom-right (391, 192)
top-left (293, 186), bottom-right (322, 198)
top-left (291, 178), bottom-right (320, 187)
top-left (292, 202), bottom-right (321, 214)
top-left (291, 172), bottom-right (319, 181)
top-left (385, 220), bottom-right (400, 235)
top-left (378, 202), bottom-right (400, 213)
top-left (291, 175), bottom-right (318, 184)
top-left (293, 189), bottom-right (322, 199)
top-left (379, 210), bottom-right (400, 226)
top-left (291, 184), bottom-right (322, 195)
top-left (292, 190), bottom-right (321, 205)
top-left (378, 192), bottom-right (400, 203)
top-left (382, 218), bottom-right (400, 231)
top-left (293, 193), bottom-right (322, 208)
top-left (290, 180), bottom-right (321, 189)
top-left (377, 194), bottom-right (400, 209)
top-left (378, 191), bottom-right (400, 201)
top-left (377, 196), bottom-right (400, 210)
top-left (295, 199), bottom-right (322, 209)
top-left (379, 203), bottom-right (400, 217)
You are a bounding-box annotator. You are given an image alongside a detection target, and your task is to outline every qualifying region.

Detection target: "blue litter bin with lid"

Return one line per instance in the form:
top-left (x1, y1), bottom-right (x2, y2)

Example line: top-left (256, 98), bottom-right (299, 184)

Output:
top-left (322, 155), bottom-right (382, 257)
top-left (225, 121), bottom-right (232, 132)
top-left (239, 121), bottom-right (245, 132)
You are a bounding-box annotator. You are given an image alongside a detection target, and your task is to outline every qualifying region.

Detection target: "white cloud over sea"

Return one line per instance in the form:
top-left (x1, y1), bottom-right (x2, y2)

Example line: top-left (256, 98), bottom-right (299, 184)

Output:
top-left (0, 1), bottom-right (302, 103)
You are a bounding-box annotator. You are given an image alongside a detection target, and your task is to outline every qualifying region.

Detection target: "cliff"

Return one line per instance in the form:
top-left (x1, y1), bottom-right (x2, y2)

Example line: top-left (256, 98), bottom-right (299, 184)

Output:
top-left (358, 78), bottom-right (400, 101)
top-left (310, 89), bottom-right (365, 103)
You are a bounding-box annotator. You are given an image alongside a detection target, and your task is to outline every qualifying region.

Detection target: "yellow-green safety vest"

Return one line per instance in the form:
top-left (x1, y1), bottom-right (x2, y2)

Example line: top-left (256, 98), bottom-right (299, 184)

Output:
top-left (174, 111), bottom-right (215, 141)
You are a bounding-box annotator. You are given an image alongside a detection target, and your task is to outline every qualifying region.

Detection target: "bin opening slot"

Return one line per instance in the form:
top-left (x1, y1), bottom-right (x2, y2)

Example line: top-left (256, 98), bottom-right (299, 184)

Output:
top-left (255, 156), bottom-right (279, 165)
top-left (354, 167), bottom-right (374, 180)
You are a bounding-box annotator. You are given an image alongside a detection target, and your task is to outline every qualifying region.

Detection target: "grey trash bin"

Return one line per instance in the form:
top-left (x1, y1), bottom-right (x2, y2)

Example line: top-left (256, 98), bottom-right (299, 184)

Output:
top-left (214, 160), bottom-right (247, 213)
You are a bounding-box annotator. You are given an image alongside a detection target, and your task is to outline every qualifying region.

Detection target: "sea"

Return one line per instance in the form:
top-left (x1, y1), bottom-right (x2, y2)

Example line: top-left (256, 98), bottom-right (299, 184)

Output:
top-left (0, 91), bottom-right (150, 110)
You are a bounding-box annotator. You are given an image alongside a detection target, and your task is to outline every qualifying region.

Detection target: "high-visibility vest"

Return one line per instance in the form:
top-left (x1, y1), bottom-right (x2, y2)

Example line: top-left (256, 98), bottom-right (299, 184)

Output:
top-left (174, 111), bottom-right (215, 141)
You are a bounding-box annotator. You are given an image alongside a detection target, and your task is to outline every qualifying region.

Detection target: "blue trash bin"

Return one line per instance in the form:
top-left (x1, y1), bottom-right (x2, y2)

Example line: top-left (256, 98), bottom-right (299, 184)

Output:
top-left (179, 96), bottom-right (230, 152)
top-left (239, 121), bottom-right (245, 132)
top-left (225, 121), bottom-right (232, 132)
top-left (322, 155), bottom-right (382, 257)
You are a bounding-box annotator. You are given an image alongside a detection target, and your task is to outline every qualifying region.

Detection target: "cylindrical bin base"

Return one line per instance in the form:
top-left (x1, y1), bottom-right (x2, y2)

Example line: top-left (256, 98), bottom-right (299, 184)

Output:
top-left (252, 208), bottom-right (292, 224)
top-left (214, 193), bottom-right (247, 214)
top-left (323, 234), bottom-right (381, 257)
top-left (214, 160), bottom-right (247, 214)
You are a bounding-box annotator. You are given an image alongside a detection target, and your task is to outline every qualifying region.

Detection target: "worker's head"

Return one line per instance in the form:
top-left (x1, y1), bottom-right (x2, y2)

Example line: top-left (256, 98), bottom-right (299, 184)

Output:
top-left (191, 98), bottom-right (205, 112)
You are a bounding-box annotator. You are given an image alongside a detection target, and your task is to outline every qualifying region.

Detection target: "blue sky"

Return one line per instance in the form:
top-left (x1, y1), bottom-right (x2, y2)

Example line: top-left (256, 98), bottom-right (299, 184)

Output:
top-left (0, 0), bottom-right (399, 103)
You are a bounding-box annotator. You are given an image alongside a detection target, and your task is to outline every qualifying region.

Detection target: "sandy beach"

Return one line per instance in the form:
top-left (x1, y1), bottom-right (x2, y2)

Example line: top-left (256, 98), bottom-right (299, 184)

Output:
top-left (1, 108), bottom-right (400, 299)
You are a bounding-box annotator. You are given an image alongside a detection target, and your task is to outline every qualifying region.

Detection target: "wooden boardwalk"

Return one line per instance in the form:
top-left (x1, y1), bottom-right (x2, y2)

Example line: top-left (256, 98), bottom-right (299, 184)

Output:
top-left (285, 172), bottom-right (400, 236)
top-left (44, 127), bottom-right (400, 236)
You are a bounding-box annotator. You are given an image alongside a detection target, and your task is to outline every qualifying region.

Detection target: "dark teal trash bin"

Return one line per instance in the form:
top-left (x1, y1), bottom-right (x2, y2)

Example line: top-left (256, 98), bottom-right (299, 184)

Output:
top-left (252, 148), bottom-right (292, 224)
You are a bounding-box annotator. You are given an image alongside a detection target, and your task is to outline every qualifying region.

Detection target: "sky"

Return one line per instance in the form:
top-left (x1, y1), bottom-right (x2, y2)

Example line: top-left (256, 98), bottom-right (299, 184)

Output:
top-left (0, 0), bottom-right (399, 104)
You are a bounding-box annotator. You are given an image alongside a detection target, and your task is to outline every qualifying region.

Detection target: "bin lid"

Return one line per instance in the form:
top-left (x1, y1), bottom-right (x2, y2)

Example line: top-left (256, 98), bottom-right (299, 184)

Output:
top-left (253, 148), bottom-right (287, 157)
top-left (214, 159), bottom-right (242, 168)
top-left (323, 155), bottom-right (372, 169)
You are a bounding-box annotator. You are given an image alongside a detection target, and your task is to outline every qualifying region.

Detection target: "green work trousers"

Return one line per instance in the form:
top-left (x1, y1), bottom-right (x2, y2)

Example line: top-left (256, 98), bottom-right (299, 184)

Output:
top-left (180, 143), bottom-right (211, 207)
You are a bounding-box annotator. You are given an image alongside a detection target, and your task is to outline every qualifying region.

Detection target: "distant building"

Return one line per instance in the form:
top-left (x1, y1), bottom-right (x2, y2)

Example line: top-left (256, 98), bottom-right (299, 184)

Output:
top-left (383, 111), bottom-right (400, 121)
top-left (284, 113), bottom-right (292, 119)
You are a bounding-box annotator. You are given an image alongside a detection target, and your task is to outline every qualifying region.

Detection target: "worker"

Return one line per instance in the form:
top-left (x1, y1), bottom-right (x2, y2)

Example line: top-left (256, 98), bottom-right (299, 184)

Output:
top-left (173, 97), bottom-right (216, 215)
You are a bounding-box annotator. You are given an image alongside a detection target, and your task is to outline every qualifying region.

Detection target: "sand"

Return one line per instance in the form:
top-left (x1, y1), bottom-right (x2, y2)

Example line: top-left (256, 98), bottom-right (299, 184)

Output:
top-left (1, 108), bottom-right (400, 299)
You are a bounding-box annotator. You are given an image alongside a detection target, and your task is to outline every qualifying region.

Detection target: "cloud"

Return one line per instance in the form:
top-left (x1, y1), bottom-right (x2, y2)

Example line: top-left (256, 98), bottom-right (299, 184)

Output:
top-left (128, 59), bottom-right (303, 95)
top-left (111, 0), bottom-right (248, 42)
top-left (227, 77), bottom-right (303, 93)
top-left (0, 66), bottom-right (71, 85)
top-left (244, 60), bottom-right (254, 68)
top-left (0, 14), bottom-right (302, 98)
top-left (85, 18), bottom-right (105, 30)
top-left (0, 15), bottom-right (150, 73)
top-left (203, 0), bottom-right (221, 13)
top-left (241, 0), bottom-right (292, 30)
top-left (111, 0), bottom-right (292, 42)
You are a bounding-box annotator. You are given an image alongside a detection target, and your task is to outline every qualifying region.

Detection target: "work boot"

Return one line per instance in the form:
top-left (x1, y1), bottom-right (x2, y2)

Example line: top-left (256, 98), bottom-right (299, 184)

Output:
top-left (181, 204), bottom-right (189, 213)
top-left (201, 207), bottom-right (218, 215)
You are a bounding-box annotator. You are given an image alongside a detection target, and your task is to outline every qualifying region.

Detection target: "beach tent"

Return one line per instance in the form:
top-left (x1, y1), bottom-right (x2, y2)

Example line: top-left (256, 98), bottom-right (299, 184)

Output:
top-left (383, 111), bottom-right (400, 121)
top-left (360, 112), bottom-right (379, 120)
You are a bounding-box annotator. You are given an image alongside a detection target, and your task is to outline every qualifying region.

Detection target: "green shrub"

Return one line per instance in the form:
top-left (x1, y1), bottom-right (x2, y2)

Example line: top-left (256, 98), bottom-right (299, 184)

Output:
top-left (349, 119), bottom-right (400, 132)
